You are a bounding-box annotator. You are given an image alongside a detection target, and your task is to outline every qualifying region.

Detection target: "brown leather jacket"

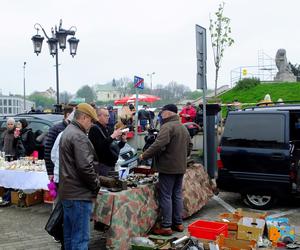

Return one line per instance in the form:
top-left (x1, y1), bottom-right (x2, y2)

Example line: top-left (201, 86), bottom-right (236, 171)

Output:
top-left (59, 121), bottom-right (100, 200)
top-left (142, 115), bottom-right (191, 174)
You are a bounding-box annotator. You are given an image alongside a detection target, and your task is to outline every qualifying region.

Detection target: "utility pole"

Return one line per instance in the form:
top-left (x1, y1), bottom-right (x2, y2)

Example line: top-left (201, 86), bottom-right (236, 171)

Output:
top-left (23, 62), bottom-right (26, 112)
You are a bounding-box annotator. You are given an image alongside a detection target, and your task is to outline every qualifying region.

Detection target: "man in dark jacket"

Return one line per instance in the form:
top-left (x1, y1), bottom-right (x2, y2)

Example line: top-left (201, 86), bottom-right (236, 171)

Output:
top-left (138, 104), bottom-right (151, 131)
top-left (89, 107), bottom-right (125, 176)
top-left (44, 106), bottom-right (73, 181)
top-left (59, 103), bottom-right (101, 250)
top-left (140, 104), bottom-right (191, 236)
top-left (107, 105), bottom-right (117, 134)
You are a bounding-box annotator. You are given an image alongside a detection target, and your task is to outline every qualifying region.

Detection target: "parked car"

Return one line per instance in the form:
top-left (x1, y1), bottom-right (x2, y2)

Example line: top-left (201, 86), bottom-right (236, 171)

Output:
top-left (217, 104), bottom-right (300, 209)
top-left (0, 113), bottom-right (64, 158)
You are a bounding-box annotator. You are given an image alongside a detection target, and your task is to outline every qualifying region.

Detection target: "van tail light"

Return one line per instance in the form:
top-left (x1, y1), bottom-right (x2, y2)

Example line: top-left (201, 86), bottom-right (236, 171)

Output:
top-left (217, 146), bottom-right (224, 169)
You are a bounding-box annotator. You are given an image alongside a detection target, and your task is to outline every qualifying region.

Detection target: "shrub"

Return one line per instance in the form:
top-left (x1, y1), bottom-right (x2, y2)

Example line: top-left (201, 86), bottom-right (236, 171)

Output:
top-left (234, 78), bottom-right (260, 90)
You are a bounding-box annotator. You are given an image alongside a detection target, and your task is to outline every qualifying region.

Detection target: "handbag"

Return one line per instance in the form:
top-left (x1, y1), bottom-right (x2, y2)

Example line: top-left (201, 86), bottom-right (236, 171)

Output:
top-left (95, 125), bottom-right (120, 159)
top-left (45, 200), bottom-right (64, 241)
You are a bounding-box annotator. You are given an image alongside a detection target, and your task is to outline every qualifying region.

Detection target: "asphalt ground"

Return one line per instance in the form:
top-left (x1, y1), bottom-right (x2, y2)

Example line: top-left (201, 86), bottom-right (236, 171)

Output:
top-left (0, 191), bottom-right (299, 250)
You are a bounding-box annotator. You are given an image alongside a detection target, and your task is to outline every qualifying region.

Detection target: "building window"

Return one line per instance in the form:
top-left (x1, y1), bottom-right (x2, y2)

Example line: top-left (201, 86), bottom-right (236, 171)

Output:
top-left (8, 99), bottom-right (12, 106)
top-left (8, 107), bottom-right (12, 114)
top-left (0, 107), bottom-right (2, 114)
top-left (13, 100), bottom-right (16, 106)
top-left (4, 99), bottom-right (7, 105)
top-left (0, 99), bottom-right (2, 105)
top-left (4, 107), bottom-right (7, 114)
top-left (107, 94), bottom-right (110, 98)
top-left (13, 107), bottom-right (16, 114)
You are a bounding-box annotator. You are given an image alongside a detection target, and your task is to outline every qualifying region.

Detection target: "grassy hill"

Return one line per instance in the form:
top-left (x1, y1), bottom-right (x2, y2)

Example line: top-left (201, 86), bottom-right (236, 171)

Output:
top-left (219, 82), bottom-right (300, 105)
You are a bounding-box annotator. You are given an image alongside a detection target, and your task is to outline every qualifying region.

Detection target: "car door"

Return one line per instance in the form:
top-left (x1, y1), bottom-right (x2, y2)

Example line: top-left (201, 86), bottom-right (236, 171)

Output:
top-left (219, 111), bottom-right (290, 193)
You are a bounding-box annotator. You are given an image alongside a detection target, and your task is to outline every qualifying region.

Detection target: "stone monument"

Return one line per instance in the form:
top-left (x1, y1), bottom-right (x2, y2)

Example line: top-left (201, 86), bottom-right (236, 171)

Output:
top-left (274, 48), bottom-right (296, 82)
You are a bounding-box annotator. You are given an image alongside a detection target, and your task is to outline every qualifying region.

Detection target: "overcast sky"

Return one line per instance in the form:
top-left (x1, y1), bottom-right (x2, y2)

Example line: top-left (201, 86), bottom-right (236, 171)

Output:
top-left (0, 0), bottom-right (299, 96)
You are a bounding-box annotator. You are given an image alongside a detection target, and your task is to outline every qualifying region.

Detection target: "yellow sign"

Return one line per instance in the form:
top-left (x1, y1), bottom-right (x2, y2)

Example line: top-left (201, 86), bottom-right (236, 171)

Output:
top-left (242, 69), bottom-right (247, 76)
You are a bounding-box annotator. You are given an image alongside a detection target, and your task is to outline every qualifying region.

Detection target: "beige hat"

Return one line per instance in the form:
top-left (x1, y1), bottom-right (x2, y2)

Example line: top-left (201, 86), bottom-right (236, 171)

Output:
top-left (76, 103), bottom-right (98, 121)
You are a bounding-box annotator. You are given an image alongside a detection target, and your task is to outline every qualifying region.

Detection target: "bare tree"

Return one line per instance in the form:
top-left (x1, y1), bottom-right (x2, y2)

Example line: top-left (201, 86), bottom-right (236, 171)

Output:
top-left (116, 77), bottom-right (133, 96)
top-left (209, 2), bottom-right (234, 96)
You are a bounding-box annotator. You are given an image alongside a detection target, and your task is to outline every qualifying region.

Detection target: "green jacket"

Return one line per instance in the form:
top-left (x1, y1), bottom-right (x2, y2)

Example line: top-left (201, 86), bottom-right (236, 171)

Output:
top-left (143, 115), bottom-right (191, 174)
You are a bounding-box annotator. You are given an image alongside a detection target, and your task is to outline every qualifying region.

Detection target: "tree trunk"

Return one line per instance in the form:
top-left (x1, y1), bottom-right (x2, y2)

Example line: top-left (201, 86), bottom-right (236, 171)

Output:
top-left (214, 67), bottom-right (219, 97)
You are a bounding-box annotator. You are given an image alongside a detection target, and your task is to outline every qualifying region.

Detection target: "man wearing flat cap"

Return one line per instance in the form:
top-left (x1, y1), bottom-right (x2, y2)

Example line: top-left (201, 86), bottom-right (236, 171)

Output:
top-left (140, 104), bottom-right (191, 236)
top-left (59, 103), bottom-right (101, 250)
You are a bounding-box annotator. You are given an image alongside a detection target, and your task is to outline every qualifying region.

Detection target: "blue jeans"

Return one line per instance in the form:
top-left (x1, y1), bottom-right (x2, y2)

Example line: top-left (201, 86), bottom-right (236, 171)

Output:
top-left (140, 119), bottom-right (148, 131)
top-left (62, 200), bottom-right (92, 250)
top-left (158, 173), bottom-right (184, 228)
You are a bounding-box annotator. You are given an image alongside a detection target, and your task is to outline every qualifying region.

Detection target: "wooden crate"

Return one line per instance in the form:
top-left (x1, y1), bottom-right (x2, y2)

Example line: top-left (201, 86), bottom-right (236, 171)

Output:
top-left (216, 234), bottom-right (256, 250)
top-left (11, 190), bottom-right (43, 207)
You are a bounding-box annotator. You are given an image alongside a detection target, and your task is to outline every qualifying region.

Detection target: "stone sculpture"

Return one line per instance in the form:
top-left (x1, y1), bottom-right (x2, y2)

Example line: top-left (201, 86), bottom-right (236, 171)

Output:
top-left (274, 48), bottom-right (296, 82)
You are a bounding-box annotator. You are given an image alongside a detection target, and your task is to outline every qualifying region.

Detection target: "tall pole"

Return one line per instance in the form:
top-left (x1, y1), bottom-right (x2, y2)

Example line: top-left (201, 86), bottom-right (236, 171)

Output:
top-left (55, 46), bottom-right (60, 106)
top-left (150, 74), bottom-right (152, 92)
top-left (147, 72), bottom-right (155, 93)
top-left (23, 62), bottom-right (26, 112)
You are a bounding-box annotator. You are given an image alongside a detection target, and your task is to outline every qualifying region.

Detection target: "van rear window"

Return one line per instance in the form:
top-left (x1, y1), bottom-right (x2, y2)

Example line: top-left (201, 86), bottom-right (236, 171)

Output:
top-left (222, 113), bottom-right (286, 149)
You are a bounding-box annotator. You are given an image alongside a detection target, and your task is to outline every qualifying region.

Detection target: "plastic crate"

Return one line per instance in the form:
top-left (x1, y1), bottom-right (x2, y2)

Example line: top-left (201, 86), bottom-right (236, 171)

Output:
top-left (43, 190), bottom-right (54, 204)
top-left (188, 220), bottom-right (228, 240)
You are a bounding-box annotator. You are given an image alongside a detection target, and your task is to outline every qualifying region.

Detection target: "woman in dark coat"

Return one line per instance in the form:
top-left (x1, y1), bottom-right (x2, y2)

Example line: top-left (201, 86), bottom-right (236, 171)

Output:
top-left (1, 118), bottom-right (17, 158)
top-left (18, 118), bottom-right (35, 156)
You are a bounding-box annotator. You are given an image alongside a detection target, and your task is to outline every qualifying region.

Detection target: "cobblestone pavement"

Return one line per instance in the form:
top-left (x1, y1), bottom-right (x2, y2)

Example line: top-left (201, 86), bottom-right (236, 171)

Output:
top-left (0, 192), bottom-right (299, 249)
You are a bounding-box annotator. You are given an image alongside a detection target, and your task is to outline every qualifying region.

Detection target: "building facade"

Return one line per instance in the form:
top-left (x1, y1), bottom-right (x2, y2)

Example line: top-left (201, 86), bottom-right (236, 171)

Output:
top-left (0, 95), bottom-right (35, 115)
top-left (94, 83), bottom-right (125, 102)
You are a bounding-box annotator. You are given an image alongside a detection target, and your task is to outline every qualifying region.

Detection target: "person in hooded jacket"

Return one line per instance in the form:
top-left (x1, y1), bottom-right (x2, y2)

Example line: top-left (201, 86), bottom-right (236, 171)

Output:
top-left (18, 118), bottom-right (35, 156)
top-left (1, 118), bottom-right (17, 158)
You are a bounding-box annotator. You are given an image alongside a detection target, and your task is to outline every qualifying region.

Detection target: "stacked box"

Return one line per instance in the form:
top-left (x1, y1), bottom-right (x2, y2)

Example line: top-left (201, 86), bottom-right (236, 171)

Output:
top-left (237, 217), bottom-right (265, 241)
top-left (216, 234), bottom-right (256, 250)
top-left (11, 190), bottom-right (43, 207)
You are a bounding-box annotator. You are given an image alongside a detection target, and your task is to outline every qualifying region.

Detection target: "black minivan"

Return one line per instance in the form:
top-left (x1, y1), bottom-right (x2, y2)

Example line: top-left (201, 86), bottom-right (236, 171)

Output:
top-left (217, 105), bottom-right (300, 209)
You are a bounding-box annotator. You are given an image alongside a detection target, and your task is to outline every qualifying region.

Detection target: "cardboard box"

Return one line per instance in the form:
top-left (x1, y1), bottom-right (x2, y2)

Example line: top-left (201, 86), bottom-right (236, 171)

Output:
top-left (11, 190), bottom-right (43, 207)
top-left (237, 217), bottom-right (265, 241)
top-left (266, 217), bottom-right (295, 242)
top-left (216, 234), bottom-right (256, 250)
top-left (235, 208), bottom-right (267, 219)
top-left (218, 213), bottom-right (242, 231)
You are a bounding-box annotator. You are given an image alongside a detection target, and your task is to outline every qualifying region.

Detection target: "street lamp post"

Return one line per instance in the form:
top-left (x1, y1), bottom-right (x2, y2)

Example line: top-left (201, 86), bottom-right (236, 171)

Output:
top-left (23, 62), bottom-right (26, 112)
top-left (31, 19), bottom-right (79, 112)
top-left (147, 72), bottom-right (155, 92)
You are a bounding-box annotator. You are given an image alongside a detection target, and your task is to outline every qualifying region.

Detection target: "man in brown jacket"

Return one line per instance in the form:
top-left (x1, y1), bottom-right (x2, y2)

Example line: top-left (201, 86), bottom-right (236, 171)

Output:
top-left (59, 103), bottom-right (100, 250)
top-left (140, 104), bottom-right (191, 236)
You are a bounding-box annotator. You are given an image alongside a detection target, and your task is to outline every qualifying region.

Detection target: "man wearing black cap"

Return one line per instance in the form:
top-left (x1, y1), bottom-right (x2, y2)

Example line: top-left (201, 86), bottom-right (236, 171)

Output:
top-left (140, 104), bottom-right (191, 236)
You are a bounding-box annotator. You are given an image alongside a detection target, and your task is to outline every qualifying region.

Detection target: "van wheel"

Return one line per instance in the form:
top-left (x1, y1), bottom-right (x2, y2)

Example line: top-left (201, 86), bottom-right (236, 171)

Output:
top-left (242, 193), bottom-right (276, 210)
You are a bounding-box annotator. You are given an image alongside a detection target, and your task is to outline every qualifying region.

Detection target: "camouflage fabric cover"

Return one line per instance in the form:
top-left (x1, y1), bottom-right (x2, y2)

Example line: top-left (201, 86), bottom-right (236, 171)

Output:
top-left (93, 163), bottom-right (213, 249)
top-left (93, 184), bottom-right (159, 249)
top-left (182, 163), bottom-right (214, 218)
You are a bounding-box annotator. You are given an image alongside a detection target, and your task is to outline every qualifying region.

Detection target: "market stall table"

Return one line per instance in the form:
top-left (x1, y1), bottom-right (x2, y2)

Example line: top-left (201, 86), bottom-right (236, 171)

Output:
top-left (0, 169), bottom-right (48, 190)
top-left (93, 163), bottom-right (213, 249)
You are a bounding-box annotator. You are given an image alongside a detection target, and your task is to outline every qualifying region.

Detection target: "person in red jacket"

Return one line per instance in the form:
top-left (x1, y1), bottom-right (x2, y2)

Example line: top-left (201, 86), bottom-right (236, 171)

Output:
top-left (179, 102), bottom-right (196, 123)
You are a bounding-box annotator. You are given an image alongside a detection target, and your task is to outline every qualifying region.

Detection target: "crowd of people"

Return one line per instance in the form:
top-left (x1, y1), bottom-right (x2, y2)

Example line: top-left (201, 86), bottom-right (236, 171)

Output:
top-left (1, 118), bottom-right (36, 160)
top-left (0, 101), bottom-right (199, 249)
